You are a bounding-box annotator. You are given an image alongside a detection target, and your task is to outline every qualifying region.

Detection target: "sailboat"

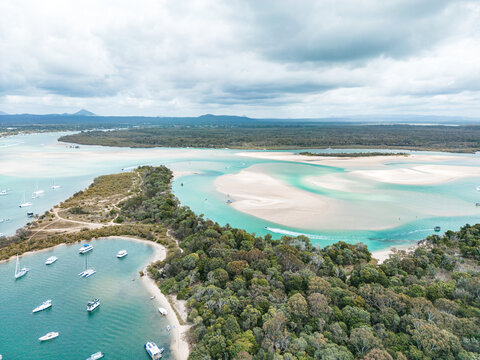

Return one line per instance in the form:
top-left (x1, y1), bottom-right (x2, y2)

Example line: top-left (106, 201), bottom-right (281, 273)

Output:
top-left (51, 178), bottom-right (61, 190)
top-left (19, 192), bottom-right (32, 208)
top-left (14, 254), bottom-right (29, 279)
top-left (32, 183), bottom-right (45, 198)
top-left (78, 253), bottom-right (96, 278)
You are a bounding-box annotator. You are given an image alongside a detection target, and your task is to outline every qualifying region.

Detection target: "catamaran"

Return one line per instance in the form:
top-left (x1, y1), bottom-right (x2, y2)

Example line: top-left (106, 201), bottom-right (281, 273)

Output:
top-left (18, 192), bottom-right (32, 208)
top-left (144, 342), bottom-right (163, 359)
top-left (79, 244), bottom-right (93, 254)
top-left (38, 331), bottom-right (59, 341)
top-left (51, 178), bottom-right (61, 190)
top-left (87, 298), bottom-right (100, 312)
top-left (32, 184), bottom-right (44, 199)
top-left (117, 250), bottom-right (128, 258)
top-left (78, 254), bottom-right (96, 278)
top-left (86, 352), bottom-right (104, 360)
top-left (32, 300), bottom-right (52, 313)
top-left (14, 255), bottom-right (29, 279)
top-left (45, 256), bottom-right (58, 265)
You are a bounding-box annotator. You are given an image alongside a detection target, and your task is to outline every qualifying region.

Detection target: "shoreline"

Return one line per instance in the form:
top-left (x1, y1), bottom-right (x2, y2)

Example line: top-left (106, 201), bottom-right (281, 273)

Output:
top-left (0, 235), bottom-right (191, 360)
top-left (371, 243), bottom-right (417, 264)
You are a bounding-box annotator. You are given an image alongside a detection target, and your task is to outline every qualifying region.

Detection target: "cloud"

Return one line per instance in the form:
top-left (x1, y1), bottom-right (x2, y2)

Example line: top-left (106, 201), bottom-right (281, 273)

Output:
top-left (0, 0), bottom-right (479, 117)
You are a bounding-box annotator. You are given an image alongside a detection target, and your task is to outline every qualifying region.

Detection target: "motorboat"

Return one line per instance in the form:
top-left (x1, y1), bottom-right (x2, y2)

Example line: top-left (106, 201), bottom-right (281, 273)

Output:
top-left (0, 189), bottom-right (8, 196)
top-left (32, 300), bottom-right (52, 313)
top-left (86, 352), bottom-right (104, 360)
top-left (434, 226), bottom-right (441, 232)
top-left (166, 325), bottom-right (171, 332)
top-left (144, 342), bottom-right (163, 359)
top-left (27, 211), bottom-right (35, 217)
top-left (117, 250), bottom-right (128, 258)
top-left (87, 298), bottom-right (100, 312)
top-left (45, 256), bottom-right (58, 265)
top-left (158, 307), bottom-right (167, 316)
top-left (39, 332), bottom-right (59, 341)
top-left (79, 244), bottom-right (93, 254)
top-left (14, 255), bottom-right (29, 279)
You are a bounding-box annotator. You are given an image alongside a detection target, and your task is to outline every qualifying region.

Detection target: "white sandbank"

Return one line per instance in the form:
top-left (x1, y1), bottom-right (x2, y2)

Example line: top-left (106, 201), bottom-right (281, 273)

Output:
top-left (215, 166), bottom-right (416, 230)
top-left (236, 151), bottom-right (466, 169)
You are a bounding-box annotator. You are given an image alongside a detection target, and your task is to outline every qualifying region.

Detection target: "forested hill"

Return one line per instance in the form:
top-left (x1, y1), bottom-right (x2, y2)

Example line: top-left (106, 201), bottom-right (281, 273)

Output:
top-left (117, 166), bottom-right (480, 360)
top-left (59, 124), bottom-right (480, 152)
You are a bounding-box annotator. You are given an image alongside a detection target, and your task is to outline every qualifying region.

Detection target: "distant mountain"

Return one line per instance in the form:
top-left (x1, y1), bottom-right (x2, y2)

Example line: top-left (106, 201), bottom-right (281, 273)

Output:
top-left (71, 109), bottom-right (95, 116)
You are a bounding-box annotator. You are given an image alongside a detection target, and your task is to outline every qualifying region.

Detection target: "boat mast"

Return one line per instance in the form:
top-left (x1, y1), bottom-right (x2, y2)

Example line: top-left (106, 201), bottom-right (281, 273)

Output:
top-left (15, 255), bottom-right (19, 276)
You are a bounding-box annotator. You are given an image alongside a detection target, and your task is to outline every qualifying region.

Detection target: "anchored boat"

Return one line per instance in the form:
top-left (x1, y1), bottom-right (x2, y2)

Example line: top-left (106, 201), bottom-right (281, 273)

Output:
top-left (32, 300), bottom-right (52, 313)
top-left (39, 332), bottom-right (59, 342)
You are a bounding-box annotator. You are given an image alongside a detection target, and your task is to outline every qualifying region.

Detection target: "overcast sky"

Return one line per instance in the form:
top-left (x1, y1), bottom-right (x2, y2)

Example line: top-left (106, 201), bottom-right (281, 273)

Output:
top-left (0, 0), bottom-right (479, 117)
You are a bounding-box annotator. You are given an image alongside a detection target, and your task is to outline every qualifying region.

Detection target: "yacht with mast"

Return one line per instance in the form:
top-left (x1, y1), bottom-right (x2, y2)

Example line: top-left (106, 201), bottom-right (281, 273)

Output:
top-left (32, 183), bottom-right (44, 199)
top-left (14, 255), bottom-right (29, 279)
top-left (18, 192), bottom-right (32, 208)
top-left (78, 254), bottom-right (96, 278)
top-left (51, 178), bottom-right (61, 190)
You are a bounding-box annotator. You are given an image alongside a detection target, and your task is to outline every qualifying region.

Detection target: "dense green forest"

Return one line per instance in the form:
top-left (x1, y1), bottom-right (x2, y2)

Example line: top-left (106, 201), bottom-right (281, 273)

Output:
top-left (59, 124), bottom-right (480, 152)
top-left (117, 166), bottom-right (480, 360)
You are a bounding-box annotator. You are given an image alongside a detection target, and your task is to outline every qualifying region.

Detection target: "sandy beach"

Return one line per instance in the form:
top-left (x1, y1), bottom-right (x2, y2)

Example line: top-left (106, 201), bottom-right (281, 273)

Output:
top-left (371, 243), bottom-right (417, 264)
top-left (108, 236), bottom-right (191, 360)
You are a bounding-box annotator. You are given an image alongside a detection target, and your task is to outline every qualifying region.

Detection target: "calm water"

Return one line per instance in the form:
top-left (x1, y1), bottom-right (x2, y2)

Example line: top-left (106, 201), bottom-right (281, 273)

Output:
top-left (0, 238), bottom-right (172, 359)
top-left (0, 132), bottom-right (480, 252)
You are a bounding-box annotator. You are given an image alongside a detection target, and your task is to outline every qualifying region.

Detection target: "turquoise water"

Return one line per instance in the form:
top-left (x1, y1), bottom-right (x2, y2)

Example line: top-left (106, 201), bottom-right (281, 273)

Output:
top-left (0, 238), bottom-right (171, 359)
top-left (1, 132), bottom-right (480, 252)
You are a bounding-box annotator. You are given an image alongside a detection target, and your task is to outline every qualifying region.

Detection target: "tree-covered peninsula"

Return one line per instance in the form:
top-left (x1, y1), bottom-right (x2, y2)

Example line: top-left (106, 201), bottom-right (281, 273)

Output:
top-left (1, 166), bottom-right (479, 360)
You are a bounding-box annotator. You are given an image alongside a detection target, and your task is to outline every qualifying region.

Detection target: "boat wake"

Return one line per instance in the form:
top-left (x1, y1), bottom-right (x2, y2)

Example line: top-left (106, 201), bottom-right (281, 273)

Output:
top-left (264, 227), bottom-right (326, 240)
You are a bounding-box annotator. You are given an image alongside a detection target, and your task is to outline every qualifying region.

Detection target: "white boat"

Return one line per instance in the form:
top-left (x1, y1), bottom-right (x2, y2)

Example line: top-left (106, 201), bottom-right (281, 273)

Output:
top-left (166, 325), bottom-right (171, 332)
top-left (86, 352), bottom-right (104, 360)
top-left (45, 256), bottom-right (58, 265)
top-left (33, 183), bottom-right (44, 197)
top-left (18, 192), bottom-right (32, 208)
top-left (79, 244), bottom-right (93, 254)
top-left (51, 178), bottom-right (61, 190)
top-left (79, 268), bottom-right (96, 278)
top-left (32, 300), bottom-right (52, 313)
top-left (14, 255), bottom-right (29, 279)
top-left (78, 254), bottom-right (96, 277)
top-left (145, 342), bottom-right (163, 359)
top-left (39, 331), bottom-right (59, 341)
top-left (117, 250), bottom-right (128, 258)
top-left (0, 189), bottom-right (8, 196)
top-left (158, 307), bottom-right (167, 316)
top-left (87, 298), bottom-right (100, 312)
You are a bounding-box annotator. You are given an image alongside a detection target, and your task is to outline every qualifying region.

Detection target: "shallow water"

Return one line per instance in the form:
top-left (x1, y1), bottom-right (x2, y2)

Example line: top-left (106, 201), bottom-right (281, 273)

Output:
top-left (0, 132), bottom-right (480, 252)
top-left (0, 238), bottom-right (171, 359)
